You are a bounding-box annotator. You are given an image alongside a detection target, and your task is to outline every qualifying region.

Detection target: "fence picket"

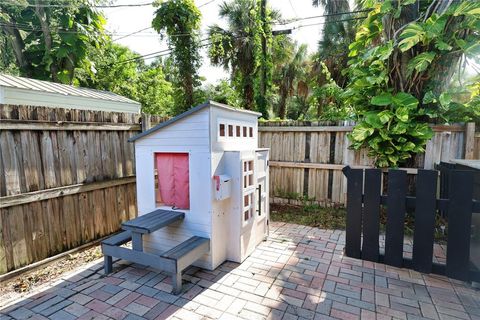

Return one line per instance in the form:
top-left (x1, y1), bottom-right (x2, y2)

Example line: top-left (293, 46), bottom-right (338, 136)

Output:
top-left (343, 167), bottom-right (363, 258)
top-left (362, 169), bottom-right (381, 262)
top-left (446, 170), bottom-right (473, 281)
top-left (412, 170), bottom-right (437, 273)
top-left (384, 170), bottom-right (407, 267)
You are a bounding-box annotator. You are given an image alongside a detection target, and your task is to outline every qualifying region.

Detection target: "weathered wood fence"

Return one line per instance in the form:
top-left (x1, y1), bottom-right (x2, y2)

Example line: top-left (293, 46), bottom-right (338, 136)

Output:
top-left (0, 104), bottom-right (478, 274)
top-left (258, 121), bottom-right (478, 206)
top-left (0, 105), bottom-right (166, 274)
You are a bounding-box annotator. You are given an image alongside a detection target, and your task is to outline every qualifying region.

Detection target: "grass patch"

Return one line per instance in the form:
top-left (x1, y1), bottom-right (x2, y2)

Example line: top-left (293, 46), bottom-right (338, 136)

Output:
top-left (270, 203), bottom-right (448, 243)
top-left (270, 203), bottom-right (347, 230)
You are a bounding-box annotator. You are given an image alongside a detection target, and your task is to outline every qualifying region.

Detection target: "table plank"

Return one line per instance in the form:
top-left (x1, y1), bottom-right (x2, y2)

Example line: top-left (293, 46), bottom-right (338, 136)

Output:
top-left (122, 209), bottom-right (185, 234)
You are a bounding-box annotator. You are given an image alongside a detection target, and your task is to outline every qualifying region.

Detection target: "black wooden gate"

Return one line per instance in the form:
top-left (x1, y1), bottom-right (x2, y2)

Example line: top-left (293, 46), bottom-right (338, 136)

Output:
top-left (342, 166), bottom-right (480, 282)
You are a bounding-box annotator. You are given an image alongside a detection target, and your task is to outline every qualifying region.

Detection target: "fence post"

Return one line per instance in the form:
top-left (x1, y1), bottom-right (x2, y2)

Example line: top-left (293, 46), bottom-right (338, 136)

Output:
top-left (465, 122), bottom-right (475, 160)
top-left (141, 114), bottom-right (152, 132)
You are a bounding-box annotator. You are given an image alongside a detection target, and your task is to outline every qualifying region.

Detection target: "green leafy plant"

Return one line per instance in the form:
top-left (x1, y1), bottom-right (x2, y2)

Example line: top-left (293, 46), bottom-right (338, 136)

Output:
top-left (152, 0), bottom-right (202, 113)
top-left (343, 0), bottom-right (480, 167)
top-left (1, 0), bottom-right (106, 83)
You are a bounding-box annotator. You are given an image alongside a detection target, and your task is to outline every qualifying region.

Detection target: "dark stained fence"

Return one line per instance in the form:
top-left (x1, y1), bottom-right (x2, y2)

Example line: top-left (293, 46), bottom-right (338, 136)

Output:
top-left (342, 166), bottom-right (480, 282)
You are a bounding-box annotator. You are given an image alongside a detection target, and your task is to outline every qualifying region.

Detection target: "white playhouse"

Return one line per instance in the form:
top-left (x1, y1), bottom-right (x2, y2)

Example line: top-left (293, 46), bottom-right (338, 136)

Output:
top-left (128, 101), bottom-right (269, 271)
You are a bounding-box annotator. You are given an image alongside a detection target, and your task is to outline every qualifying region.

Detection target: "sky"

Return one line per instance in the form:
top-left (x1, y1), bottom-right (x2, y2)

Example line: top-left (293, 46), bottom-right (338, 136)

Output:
top-left (102, 0), bottom-right (325, 85)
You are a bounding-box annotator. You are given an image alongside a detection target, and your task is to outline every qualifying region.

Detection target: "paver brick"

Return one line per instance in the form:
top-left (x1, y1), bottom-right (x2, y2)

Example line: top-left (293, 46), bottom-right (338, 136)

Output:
top-left (39, 299), bottom-right (72, 317)
top-left (124, 301), bottom-right (150, 316)
top-left (85, 299), bottom-right (110, 313)
top-left (31, 296), bottom-right (64, 313)
top-left (49, 310), bottom-right (76, 320)
top-left (114, 291), bottom-right (141, 308)
top-left (330, 308), bottom-right (359, 320)
top-left (2, 222), bottom-right (477, 320)
top-left (143, 301), bottom-right (169, 320)
top-left (103, 306), bottom-right (129, 319)
top-left (137, 294), bottom-right (160, 308)
top-left (8, 307), bottom-right (34, 320)
top-left (64, 302), bottom-right (90, 317)
top-left (68, 293), bottom-right (93, 306)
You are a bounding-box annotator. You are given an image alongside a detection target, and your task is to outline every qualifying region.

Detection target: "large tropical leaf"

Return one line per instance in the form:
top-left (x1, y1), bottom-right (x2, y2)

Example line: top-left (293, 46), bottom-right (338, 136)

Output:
top-left (407, 52), bottom-right (436, 76)
top-left (398, 23), bottom-right (425, 51)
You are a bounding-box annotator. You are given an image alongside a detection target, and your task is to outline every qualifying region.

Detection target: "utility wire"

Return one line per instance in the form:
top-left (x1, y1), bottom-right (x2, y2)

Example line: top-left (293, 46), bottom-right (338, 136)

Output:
top-left (111, 34), bottom-right (248, 66)
top-left (289, 16), bottom-right (367, 30)
top-left (111, 37), bottom-right (217, 66)
top-left (1, 8), bottom-right (371, 36)
top-left (2, 0), bottom-right (217, 8)
top-left (273, 8), bottom-right (371, 25)
top-left (112, 15), bottom-right (366, 66)
top-left (1, 1), bottom-right (155, 8)
top-left (198, 0), bottom-right (217, 8)
top-left (112, 26), bottom-right (153, 41)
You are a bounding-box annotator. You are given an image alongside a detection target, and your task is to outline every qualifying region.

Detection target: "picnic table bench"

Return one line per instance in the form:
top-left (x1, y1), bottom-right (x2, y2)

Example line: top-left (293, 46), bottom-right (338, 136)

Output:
top-left (101, 209), bottom-right (210, 294)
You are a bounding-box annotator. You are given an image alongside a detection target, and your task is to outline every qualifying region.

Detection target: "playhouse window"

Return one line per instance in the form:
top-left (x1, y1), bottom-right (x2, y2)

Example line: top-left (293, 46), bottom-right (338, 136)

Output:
top-left (236, 125), bottom-right (241, 137)
top-left (249, 127), bottom-right (253, 137)
top-left (243, 192), bottom-right (254, 222)
top-left (243, 160), bottom-right (254, 189)
top-left (219, 124), bottom-right (225, 136)
top-left (243, 126), bottom-right (247, 137)
top-left (154, 153), bottom-right (190, 209)
top-left (228, 125), bottom-right (234, 137)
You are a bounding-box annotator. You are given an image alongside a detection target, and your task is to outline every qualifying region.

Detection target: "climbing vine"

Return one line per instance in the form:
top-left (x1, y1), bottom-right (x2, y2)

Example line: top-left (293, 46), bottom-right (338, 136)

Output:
top-left (344, 0), bottom-right (480, 167)
top-left (152, 0), bottom-right (202, 113)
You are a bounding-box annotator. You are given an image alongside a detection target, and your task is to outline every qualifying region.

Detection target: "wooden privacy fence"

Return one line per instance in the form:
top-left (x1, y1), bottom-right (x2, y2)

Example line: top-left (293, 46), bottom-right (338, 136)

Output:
top-left (343, 166), bottom-right (480, 282)
top-left (0, 104), bottom-right (477, 275)
top-left (258, 122), bottom-right (478, 206)
top-left (0, 104), bottom-right (166, 274)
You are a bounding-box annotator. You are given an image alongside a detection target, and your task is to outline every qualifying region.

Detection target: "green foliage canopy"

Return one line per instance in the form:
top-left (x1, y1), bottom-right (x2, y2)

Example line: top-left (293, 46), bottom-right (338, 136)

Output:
top-left (344, 0), bottom-right (480, 168)
top-left (0, 0), bottom-right (106, 84)
top-left (152, 0), bottom-right (202, 113)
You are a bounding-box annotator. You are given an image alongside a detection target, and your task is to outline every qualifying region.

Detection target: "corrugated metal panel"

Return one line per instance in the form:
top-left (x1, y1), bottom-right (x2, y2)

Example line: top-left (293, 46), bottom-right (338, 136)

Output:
top-left (0, 73), bottom-right (140, 105)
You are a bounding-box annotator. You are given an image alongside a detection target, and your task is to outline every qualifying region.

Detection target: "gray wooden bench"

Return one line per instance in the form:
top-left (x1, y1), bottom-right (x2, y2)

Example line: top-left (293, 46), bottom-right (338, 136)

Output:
top-left (101, 209), bottom-right (210, 294)
top-left (102, 231), bottom-right (132, 273)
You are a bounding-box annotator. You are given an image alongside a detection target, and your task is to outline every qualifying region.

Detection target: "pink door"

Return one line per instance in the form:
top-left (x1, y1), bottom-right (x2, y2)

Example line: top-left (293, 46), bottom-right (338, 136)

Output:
top-left (155, 153), bottom-right (190, 209)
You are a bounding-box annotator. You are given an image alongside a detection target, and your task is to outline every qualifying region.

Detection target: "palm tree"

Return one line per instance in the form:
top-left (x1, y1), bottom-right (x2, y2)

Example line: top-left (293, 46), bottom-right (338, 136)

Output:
top-left (208, 0), bottom-right (273, 110)
top-left (312, 0), bottom-right (356, 88)
top-left (274, 43), bottom-right (308, 119)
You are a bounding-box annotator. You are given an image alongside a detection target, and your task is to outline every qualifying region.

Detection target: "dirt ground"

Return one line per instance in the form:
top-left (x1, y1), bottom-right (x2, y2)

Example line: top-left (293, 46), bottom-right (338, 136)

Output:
top-left (0, 245), bottom-right (103, 308)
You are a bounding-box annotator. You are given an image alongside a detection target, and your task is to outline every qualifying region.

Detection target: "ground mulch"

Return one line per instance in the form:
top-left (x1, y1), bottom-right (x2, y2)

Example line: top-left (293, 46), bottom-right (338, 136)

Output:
top-left (0, 245), bottom-right (103, 307)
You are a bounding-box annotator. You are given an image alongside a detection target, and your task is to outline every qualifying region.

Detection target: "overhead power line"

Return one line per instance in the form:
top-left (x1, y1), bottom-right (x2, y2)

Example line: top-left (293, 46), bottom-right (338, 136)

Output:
top-left (289, 16), bottom-right (367, 30)
top-left (112, 15), bottom-right (367, 66)
top-left (198, 0), bottom-right (218, 8)
top-left (2, 0), bottom-right (217, 9)
top-left (1, 1), bottom-right (154, 8)
top-left (112, 27), bottom-right (153, 41)
top-left (111, 37), bottom-right (218, 66)
top-left (273, 8), bottom-right (372, 25)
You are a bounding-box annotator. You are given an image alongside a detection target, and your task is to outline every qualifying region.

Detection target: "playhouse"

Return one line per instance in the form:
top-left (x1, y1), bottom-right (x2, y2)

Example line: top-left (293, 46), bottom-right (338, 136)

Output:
top-left (128, 101), bottom-right (269, 271)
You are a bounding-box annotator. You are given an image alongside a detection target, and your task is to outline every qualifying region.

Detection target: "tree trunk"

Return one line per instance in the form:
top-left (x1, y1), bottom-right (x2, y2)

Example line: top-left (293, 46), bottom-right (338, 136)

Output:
top-left (1, 20), bottom-right (30, 76)
top-left (244, 81), bottom-right (255, 110)
top-left (34, 1), bottom-right (59, 82)
top-left (179, 69), bottom-right (195, 112)
top-left (278, 91), bottom-right (288, 119)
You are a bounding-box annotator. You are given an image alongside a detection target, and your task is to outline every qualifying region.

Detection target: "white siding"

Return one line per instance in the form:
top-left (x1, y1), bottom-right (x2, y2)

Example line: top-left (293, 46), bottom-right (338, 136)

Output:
top-left (133, 104), bottom-right (265, 270)
top-left (134, 107), bottom-right (213, 269)
top-left (210, 107), bottom-right (258, 152)
top-left (135, 108), bottom-right (210, 149)
top-left (2, 87), bottom-right (140, 113)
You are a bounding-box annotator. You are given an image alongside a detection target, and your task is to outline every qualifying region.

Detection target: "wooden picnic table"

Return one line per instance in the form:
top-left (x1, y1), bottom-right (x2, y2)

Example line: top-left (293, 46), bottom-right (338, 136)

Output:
top-left (121, 209), bottom-right (185, 251)
top-left (101, 208), bottom-right (209, 294)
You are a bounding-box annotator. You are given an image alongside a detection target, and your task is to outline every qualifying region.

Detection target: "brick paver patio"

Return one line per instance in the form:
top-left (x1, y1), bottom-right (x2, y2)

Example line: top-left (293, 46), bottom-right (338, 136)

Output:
top-left (1, 222), bottom-right (479, 320)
